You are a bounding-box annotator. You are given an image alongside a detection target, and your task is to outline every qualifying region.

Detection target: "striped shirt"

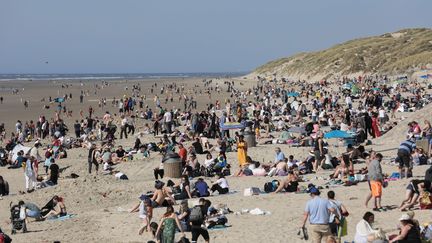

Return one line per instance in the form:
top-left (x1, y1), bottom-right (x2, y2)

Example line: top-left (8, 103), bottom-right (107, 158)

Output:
top-left (399, 140), bottom-right (416, 153)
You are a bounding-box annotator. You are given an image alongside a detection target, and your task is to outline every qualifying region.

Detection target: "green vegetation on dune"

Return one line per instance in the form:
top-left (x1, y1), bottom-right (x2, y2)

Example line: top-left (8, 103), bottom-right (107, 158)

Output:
top-left (254, 28), bottom-right (432, 79)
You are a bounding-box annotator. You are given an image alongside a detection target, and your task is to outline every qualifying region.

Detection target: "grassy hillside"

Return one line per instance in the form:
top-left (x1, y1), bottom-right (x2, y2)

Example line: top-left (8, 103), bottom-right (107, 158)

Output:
top-left (253, 28), bottom-right (432, 80)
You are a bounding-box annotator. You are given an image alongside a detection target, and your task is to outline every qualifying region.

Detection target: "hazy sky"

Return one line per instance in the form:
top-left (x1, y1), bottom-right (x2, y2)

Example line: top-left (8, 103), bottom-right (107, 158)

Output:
top-left (1, 0), bottom-right (431, 74)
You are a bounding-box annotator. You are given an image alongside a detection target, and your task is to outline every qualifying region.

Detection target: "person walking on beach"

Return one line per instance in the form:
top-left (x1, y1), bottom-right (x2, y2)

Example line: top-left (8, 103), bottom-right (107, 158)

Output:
top-left (155, 205), bottom-right (185, 243)
top-left (327, 191), bottom-right (349, 243)
top-left (24, 156), bottom-right (37, 193)
top-left (237, 135), bottom-right (247, 168)
top-left (88, 143), bottom-right (99, 174)
top-left (368, 153), bottom-right (385, 212)
top-left (120, 115), bottom-right (128, 139)
top-left (301, 186), bottom-right (335, 243)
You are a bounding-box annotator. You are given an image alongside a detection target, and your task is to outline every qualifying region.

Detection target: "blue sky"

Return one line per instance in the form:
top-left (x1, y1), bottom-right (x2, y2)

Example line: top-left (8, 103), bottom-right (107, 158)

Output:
top-left (0, 0), bottom-right (431, 74)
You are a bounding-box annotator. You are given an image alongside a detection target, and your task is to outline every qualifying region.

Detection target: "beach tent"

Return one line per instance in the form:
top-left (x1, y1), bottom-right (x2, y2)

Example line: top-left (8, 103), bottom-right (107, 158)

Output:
top-left (11, 144), bottom-right (31, 162)
top-left (324, 130), bottom-right (354, 139)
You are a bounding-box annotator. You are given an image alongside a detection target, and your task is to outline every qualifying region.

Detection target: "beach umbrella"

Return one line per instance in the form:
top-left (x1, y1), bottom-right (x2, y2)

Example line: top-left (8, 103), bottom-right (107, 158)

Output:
top-left (288, 126), bottom-right (306, 134)
top-left (287, 92), bottom-right (300, 97)
top-left (372, 87), bottom-right (380, 91)
top-left (342, 83), bottom-right (352, 90)
top-left (324, 130), bottom-right (354, 139)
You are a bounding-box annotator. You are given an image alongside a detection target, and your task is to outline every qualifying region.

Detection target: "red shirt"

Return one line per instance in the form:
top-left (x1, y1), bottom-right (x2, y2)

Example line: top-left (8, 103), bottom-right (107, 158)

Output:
top-left (178, 147), bottom-right (187, 162)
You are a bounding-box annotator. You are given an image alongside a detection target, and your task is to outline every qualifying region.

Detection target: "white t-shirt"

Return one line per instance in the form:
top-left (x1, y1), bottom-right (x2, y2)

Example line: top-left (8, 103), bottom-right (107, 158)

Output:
top-left (121, 118), bottom-right (128, 126)
top-left (204, 159), bottom-right (214, 167)
top-left (217, 178), bottom-right (229, 189)
top-left (163, 112), bottom-right (172, 122)
top-left (378, 109), bottom-right (385, 118)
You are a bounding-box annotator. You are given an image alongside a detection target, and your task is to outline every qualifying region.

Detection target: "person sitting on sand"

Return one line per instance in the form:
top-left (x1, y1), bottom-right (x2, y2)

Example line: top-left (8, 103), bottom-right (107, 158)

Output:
top-left (192, 178), bottom-right (210, 197)
top-left (354, 212), bottom-right (384, 243)
top-left (151, 180), bottom-right (175, 207)
top-left (55, 145), bottom-right (67, 159)
top-left (183, 153), bottom-right (200, 177)
top-left (8, 150), bottom-right (26, 169)
top-left (399, 179), bottom-right (424, 211)
top-left (273, 171), bottom-right (299, 193)
top-left (389, 213), bottom-right (421, 243)
top-left (41, 195), bottom-right (67, 219)
top-left (330, 154), bottom-right (350, 179)
top-left (210, 174), bottom-right (229, 195)
top-left (169, 175), bottom-right (193, 200)
top-left (19, 200), bottom-right (42, 221)
top-left (42, 158), bottom-right (59, 187)
top-left (113, 145), bottom-right (126, 162)
top-left (130, 194), bottom-right (153, 235)
top-left (0, 176), bottom-right (9, 198)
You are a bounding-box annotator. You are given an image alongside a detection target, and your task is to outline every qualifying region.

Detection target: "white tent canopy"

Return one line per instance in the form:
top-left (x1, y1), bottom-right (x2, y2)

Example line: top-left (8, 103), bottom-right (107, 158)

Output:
top-left (11, 144), bottom-right (31, 162)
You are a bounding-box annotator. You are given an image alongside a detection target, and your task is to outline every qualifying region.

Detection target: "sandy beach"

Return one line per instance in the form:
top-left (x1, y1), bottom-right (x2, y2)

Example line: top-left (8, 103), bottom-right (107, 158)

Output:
top-left (0, 75), bottom-right (430, 243)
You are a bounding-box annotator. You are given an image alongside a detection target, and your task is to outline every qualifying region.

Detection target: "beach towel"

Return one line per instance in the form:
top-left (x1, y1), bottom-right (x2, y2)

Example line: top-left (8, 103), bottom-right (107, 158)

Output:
top-left (208, 225), bottom-right (231, 231)
top-left (47, 214), bottom-right (75, 221)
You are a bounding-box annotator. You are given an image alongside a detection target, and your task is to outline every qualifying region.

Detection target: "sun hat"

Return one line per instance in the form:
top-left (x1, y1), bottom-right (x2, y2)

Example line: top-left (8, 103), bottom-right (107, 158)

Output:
top-left (399, 213), bottom-right (411, 221)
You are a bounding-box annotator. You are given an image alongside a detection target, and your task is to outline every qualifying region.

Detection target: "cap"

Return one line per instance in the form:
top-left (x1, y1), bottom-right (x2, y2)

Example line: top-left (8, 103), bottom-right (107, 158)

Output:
top-left (399, 213), bottom-right (411, 221)
top-left (139, 194), bottom-right (148, 201)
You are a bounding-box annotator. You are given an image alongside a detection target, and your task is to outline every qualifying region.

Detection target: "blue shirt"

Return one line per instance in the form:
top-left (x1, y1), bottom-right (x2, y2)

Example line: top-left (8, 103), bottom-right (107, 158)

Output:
top-left (195, 180), bottom-right (209, 197)
top-left (305, 196), bottom-right (333, 224)
top-left (275, 152), bottom-right (285, 163)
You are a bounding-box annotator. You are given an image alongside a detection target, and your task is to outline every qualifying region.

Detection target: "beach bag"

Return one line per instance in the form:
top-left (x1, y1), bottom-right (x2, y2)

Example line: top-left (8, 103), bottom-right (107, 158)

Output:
top-left (264, 180), bottom-right (279, 193)
top-left (244, 187), bottom-right (260, 196)
top-left (420, 192), bottom-right (432, 209)
top-left (297, 227), bottom-right (309, 240)
top-left (189, 206), bottom-right (204, 223)
top-left (337, 217), bottom-right (348, 237)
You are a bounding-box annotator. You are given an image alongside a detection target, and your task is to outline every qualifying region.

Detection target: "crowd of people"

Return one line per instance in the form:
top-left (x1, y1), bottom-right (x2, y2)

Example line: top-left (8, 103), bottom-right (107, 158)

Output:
top-left (0, 73), bottom-right (431, 242)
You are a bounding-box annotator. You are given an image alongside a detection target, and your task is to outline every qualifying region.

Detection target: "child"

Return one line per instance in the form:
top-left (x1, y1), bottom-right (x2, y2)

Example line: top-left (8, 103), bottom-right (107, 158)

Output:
top-left (130, 195), bottom-right (153, 235)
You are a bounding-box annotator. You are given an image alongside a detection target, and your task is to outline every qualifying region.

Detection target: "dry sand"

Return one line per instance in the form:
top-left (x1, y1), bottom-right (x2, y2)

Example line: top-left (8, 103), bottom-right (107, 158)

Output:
top-left (0, 78), bottom-right (431, 243)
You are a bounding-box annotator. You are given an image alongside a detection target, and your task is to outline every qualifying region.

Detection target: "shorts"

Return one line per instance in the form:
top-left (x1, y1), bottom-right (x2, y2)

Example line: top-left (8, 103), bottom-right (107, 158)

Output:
top-left (151, 200), bottom-right (170, 208)
top-left (191, 226), bottom-right (209, 242)
top-left (397, 150), bottom-right (411, 168)
top-left (370, 180), bottom-right (382, 197)
top-left (27, 210), bottom-right (41, 218)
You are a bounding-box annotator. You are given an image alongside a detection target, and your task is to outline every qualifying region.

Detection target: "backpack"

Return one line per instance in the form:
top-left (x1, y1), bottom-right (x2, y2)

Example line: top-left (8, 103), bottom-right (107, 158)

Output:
top-left (189, 206), bottom-right (204, 223)
top-left (264, 180), bottom-right (279, 193)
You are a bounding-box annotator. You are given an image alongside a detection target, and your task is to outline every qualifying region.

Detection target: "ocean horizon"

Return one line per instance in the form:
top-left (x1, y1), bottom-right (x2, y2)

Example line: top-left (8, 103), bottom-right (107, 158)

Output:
top-left (0, 72), bottom-right (248, 81)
